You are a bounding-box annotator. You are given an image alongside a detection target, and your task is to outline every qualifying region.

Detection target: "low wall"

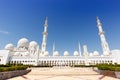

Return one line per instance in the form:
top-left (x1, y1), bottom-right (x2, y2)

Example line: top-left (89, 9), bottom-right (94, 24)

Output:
top-left (94, 69), bottom-right (116, 78)
top-left (0, 70), bottom-right (31, 80)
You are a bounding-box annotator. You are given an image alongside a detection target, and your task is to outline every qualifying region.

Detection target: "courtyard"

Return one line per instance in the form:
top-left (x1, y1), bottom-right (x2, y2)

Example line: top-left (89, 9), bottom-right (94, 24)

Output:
top-left (9, 67), bottom-right (119, 80)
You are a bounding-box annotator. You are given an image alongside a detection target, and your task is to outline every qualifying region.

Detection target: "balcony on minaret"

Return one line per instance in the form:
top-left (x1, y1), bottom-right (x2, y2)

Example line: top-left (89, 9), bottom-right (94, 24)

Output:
top-left (99, 31), bottom-right (104, 35)
top-left (42, 44), bottom-right (46, 48)
top-left (44, 24), bottom-right (48, 27)
top-left (97, 23), bottom-right (102, 27)
top-left (42, 32), bottom-right (48, 35)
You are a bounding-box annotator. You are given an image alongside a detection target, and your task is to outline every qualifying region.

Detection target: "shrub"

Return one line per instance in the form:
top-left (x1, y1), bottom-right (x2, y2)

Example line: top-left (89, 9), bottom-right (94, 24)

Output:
top-left (0, 65), bottom-right (28, 72)
top-left (115, 67), bottom-right (120, 72)
top-left (73, 65), bottom-right (97, 67)
top-left (0, 65), bottom-right (10, 67)
top-left (97, 64), bottom-right (120, 72)
top-left (98, 65), bottom-right (109, 70)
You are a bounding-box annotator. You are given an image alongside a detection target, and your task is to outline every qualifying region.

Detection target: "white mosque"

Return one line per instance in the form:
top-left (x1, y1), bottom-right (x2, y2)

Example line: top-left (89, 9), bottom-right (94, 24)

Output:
top-left (0, 17), bottom-right (120, 66)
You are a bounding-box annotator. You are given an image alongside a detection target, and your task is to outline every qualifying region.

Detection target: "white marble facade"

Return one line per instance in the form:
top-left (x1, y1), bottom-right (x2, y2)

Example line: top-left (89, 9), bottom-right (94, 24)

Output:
top-left (0, 17), bottom-right (120, 66)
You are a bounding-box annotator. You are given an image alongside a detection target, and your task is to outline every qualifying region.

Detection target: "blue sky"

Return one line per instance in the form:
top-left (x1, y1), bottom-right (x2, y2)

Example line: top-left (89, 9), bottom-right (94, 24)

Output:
top-left (0, 0), bottom-right (120, 55)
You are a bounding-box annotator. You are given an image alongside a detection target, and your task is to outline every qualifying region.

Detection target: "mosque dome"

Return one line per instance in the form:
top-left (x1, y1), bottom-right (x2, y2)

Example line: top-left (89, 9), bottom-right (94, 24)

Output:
top-left (93, 51), bottom-right (99, 56)
top-left (5, 43), bottom-right (14, 51)
top-left (89, 53), bottom-right (93, 57)
top-left (64, 51), bottom-right (69, 56)
top-left (29, 41), bottom-right (38, 48)
top-left (73, 51), bottom-right (79, 56)
top-left (53, 51), bottom-right (59, 56)
top-left (111, 49), bottom-right (120, 54)
top-left (111, 49), bottom-right (120, 63)
top-left (111, 49), bottom-right (120, 56)
top-left (44, 51), bottom-right (49, 56)
top-left (17, 38), bottom-right (29, 48)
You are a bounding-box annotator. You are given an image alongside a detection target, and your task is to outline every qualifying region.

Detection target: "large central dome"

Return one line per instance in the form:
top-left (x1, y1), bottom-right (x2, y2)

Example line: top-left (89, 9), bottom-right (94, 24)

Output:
top-left (17, 38), bottom-right (29, 48)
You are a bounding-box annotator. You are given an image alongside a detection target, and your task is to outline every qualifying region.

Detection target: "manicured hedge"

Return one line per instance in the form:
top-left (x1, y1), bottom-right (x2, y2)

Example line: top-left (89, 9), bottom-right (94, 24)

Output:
top-left (97, 64), bottom-right (120, 71)
top-left (0, 64), bottom-right (28, 72)
top-left (73, 65), bottom-right (97, 67)
top-left (0, 65), bottom-right (10, 67)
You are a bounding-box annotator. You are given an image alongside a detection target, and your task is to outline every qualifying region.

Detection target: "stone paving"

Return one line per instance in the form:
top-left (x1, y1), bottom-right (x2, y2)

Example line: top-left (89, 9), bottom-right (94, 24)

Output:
top-left (9, 67), bottom-right (120, 80)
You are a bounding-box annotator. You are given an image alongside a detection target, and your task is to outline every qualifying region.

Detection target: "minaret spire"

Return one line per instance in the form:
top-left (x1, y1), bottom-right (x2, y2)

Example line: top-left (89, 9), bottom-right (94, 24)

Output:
top-left (53, 42), bottom-right (55, 56)
top-left (41, 17), bottom-right (48, 55)
top-left (97, 16), bottom-right (104, 34)
top-left (44, 17), bottom-right (48, 27)
top-left (96, 17), bottom-right (110, 55)
top-left (78, 42), bottom-right (82, 56)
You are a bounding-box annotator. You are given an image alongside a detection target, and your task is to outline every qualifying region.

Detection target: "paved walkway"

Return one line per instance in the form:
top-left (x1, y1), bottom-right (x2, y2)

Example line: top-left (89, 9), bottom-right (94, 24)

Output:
top-left (9, 67), bottom-right (119, 80)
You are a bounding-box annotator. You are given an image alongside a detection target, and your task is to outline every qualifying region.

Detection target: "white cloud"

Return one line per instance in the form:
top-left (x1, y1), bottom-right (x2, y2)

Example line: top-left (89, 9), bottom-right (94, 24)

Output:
top-left (0, 30), bottom-right (9, 35)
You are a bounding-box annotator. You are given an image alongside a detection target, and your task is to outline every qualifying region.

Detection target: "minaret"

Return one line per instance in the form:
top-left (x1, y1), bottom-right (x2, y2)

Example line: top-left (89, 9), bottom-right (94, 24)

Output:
top-left (83, 45), bottom-right (88, 57)
top-left (41, 17), bottom-right (48, 55)
top-left (78, 42), bottom-right (82, 56)
top-left (53, 42), bottom-right (55, 56)
top-left (96, 17), bottom-right (110, 55)
top-left (83, 45), bottom-right (89, 65)
top-left (36, 45), bottom-right (39, 66)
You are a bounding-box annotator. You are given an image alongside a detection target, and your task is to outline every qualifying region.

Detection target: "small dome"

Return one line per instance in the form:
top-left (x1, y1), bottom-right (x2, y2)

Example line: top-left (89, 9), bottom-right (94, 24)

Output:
top-left (44, 51), bottom-right (49, 56)
top-left (89, 53), bottom-right (93, 57)
top-left (5, 43), bottom-right (14, 51)
top-left (29, 41), bottom-right (38, 48)
top-left (64, 51), bottom-right (69, 56)
top-left (73, 51), bottom-right (79, 56)
top-left (53, 51), bottom-right (59, 56)
top-left (17, 38), bottom-right (29, 48)
top-left (93, 51), bottom-right (99, 56)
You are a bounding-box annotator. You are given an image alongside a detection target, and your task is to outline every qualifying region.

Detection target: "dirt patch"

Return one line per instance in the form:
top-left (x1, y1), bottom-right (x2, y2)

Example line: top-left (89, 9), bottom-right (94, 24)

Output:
top-left (100, 70), bottom-right (116, 78)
